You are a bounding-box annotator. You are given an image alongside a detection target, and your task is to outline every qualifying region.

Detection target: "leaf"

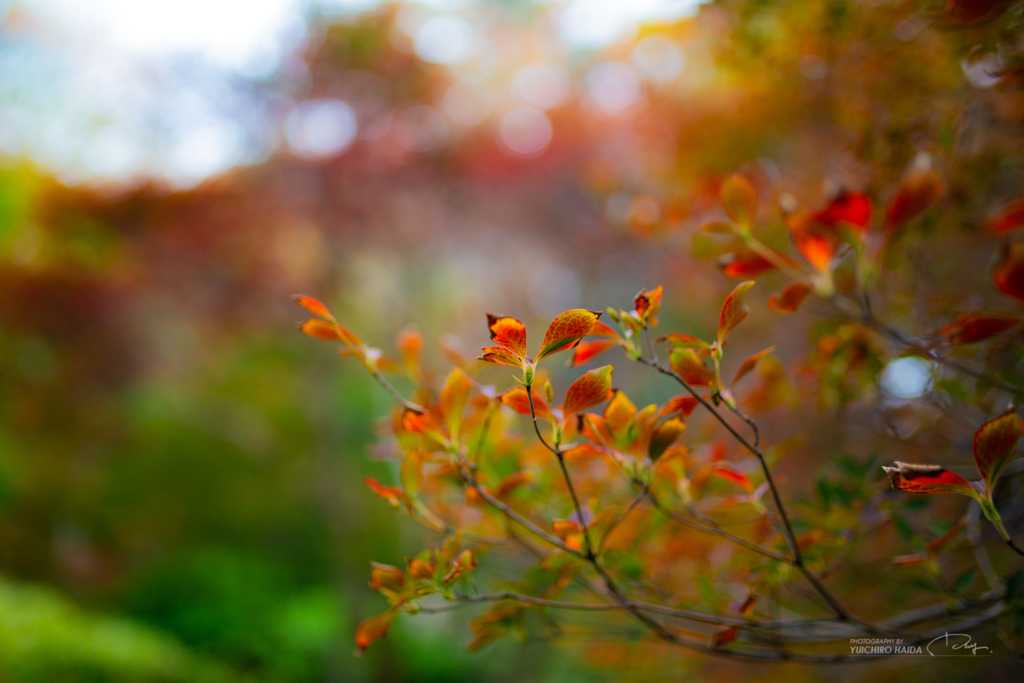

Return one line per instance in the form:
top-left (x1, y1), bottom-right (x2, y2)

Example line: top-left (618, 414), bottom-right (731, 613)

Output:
top-left (440, 368), bottom-right (473, 439)
top-left (649, 418), bottom-right (686, 461)
top-left (494, 471), bottom-right (534, 499)
top-left (718, 281), bottom-right (755, 344)
top-left (938, 312), bottom-right (1022, 345)
top-left (537, 309), bottom-right (603, 361)
top-left (408, 558), bottom-right (435, 579)
top-left (395, 325), bottom-right (423, 365)
top-left (567, 339), bottom-right (618, 366)
top-left (634, 286), bottom-right (663, 326)
top-left (788, 215), bottom-right (836, 273)
top-left (603, 389), bottom-right (637, 434)
top-left (486, 314), bottom-right (527, 360)
top-left (300, 318), bottom-right (344, 342)
top-left (989, 199), bottom-right (1024, 234)
top-left (590, 321), bottom-right (623, 339)
top-left (721, 173), bottom-right (757, 227)
top-left (499, 386), bottom-right (551, 420)
top-left (885, 153), bottom-right (945, 232)
top-left (354, 610), bottom-right (399, 656)
top-left (660, 333), bottom-right (711, 350)
top-left (713, 626), bottom-right (740, 647)
top-left (659, 395), bottom-right (700, 418)
top-left (701, 221), bottom-right (735, 234)
top-left (552, 519), bottom-right (582, 537)
top-left (973, 408), bottom-right (1024, 493)
top-left (716, 250), bottom-right (777, 278)
top-left (768, 282), bottom-right (812, 313)
top-left (369, 563), bottom-right (406, 592)
top-left (400, 450), bottom-right (425, 495)
top-left (364, 477), bottom-right (411, 510)
top-left (711, 463), bottom-right (755, 493)
top-left (479, 345), bottom-right (525, 367)
top-left (669, 348), bottom-right (715, 387)
top-left (813, 191), bottom-right (873, 234)
top-left (881, 462), bottom-right (979, 498)
top-left (293, 294), bottom-right (334, 321)
top-left (733, 347), bottom-right (775, 386)
top-left (562, 365), bottom-right (614, 420)
top-left (994, 243), bottom-right (1024, 304)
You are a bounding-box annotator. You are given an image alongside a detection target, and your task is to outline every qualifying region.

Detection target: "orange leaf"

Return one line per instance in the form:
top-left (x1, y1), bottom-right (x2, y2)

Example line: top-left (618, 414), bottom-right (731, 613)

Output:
top-left (479, 346), bottom-right (524, 367)
top-left (537, 309), bottom-right (603, 361)
top-left (602, 389), bottom-right (637, 434)
top-left (669, 348), bottom-right (714, 387)
top-left (659, 395), bottom-right (700, 418)
top-left (885, 153), bottom-right (945, 232)
top-left (938, 312), bottom-right (1022, 345)
top-left (973, 408), bottom-right (1024, 493)
top-left (400, 450), bottom-right (425, 494)
top-left (364, 477), bottom-right (411, 510)
top-left (395, 325), bottom-right (423, 365)
top-left (701, 220), bottom-right (736, 234)
top-left (401, 409), bottom-right (443, 439)
top-left (718, 281), bottom-right (755, 344)
top-left (732, 347), bottom-right (775, 387)
top-left (789, 215), bottom-right (836, 272)
top-left (562, 365), bottom-right (614, 420)
top-left (300, 318), bottom-right (344, 342)
top-left (440, 368), bottom-right (473, 439)
top-left (989, 199), bottom-right (1024, 234)
top-left (486, 314), bottom-right (527, 361)
top-left (768, 282), bottom-right (812, 313)
top-left (660, 333), bottom-right (711, 351)
top-left (499, 386), bottom-right (551, 421)
top-left (716, 251), bottom-right (777, 278)
top-left (293, 294), bottom-right (334, 321)
top-left (354, 610), bottom-right (399, 656)
top-left (552, 520), bottom-right (582, 537)
top-left (494, 471), bottom-right (535, 499)
top-left (882, 462), bottom-right (979, 498)
top-left (589, 321), bottom-right (623, 340)
top-left (369, 563), bottom-right (406, 592)
top-left (720, 174), bottom-right (757, 227)
top-left (994, 242), bottom-right (1024, 304)
top-left (563, 443), bottom-right (609, 462)
top-left (408, 559), bottom-right (436, 579)
top-left (650, 418), bottom-right (686, 461)
top-left (568, 339), bottom-right (618, 366)
top-left (892, 553), bottom-right (928, 568)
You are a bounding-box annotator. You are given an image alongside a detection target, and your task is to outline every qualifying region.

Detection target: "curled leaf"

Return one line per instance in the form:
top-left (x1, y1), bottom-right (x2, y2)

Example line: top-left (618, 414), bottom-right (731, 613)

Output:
top-left (562, 365), bottom-right (614, 420)
top-left (408, 558), bottom-right (436, 579)
top-left (369, 563), bottom-right (406, 592)
top-left (881, 462), bottom-right (979, 498)
top-left (659, 395), bottom-right (700, 419)
top-left (649, 418), bottom-right (686, 461)
top-left (486, 314), bottom-right (527, 362)
top-left (537, 309), bottom-right (603, 361)
top-left (293, 294), bottom-right (334, 321)
top-left (768, 282), bottom-right (812, 313)
top-left (813, 191), bottom-right (872, 235)
top-left (660, 333), bottom-right (712, 351)
top-left (718, 281), bottom-right (755, 345)
top-left (973, 408), bottom-right (1024, 493)
top-left (634, 286), bottom-right (663, 326)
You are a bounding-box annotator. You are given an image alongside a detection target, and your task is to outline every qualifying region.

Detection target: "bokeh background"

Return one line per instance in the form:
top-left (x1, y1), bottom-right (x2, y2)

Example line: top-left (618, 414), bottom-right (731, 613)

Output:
top-left (2, 0), bottom-right (1024, 680)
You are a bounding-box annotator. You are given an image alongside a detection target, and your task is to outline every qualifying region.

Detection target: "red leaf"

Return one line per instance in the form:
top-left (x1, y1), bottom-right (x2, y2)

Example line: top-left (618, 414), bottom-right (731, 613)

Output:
top-left (813, 191), bottom-right (872, 235)
top-left (293, 294), bottom-right (334, 321)
top-left (938, 312), bottom-right (1022, 345)
top-left (885, 153), bottom-right (945, 232)
top-left (721, 174), bottom-right (757, 227)
top-left (994, 243), bottom-right (1024, 304)
top-left (718, 281), bottom-right (755, 345)
top-left (716, 251), bottom-right (777, 278)
top-left (499, 386), bottom-right (551, 420)
top-left (989, 199), bottom-right (1024, 234)
top-left (882, 462), bottom-right (979, 498)
top-left (486, 314), bottom-right (527, 361)
top-left (660, 395), bottom-right (700, 418)
top-left (768, 282), bottom-right (812, 313)
top-left (537, 309), bottom-right (603, 361)
top-left (669, 348), bottom-right (715, 387)
top-left (711, 463), bottom-right (755, 493)
top-left (562, 365), bottom-right (614, 419)
top-left (973, 408), bottom-right (1024, 493)
top-left (364, 477), bottom-right (411, 510)
top-left (788, 214), bottom-right (837, 273)
top-left (713, 626), bottom-right (740, 647)
top-left (634, 286), bottom-right (663, 325)
top-left (355, 610), bottom-right (399, 656)
top-left (589, 321), bottom-right (623, 340)
top-left (568, 339), bottom-right (618, 366)
top-left (732, 347), bottom-right (775, 387)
